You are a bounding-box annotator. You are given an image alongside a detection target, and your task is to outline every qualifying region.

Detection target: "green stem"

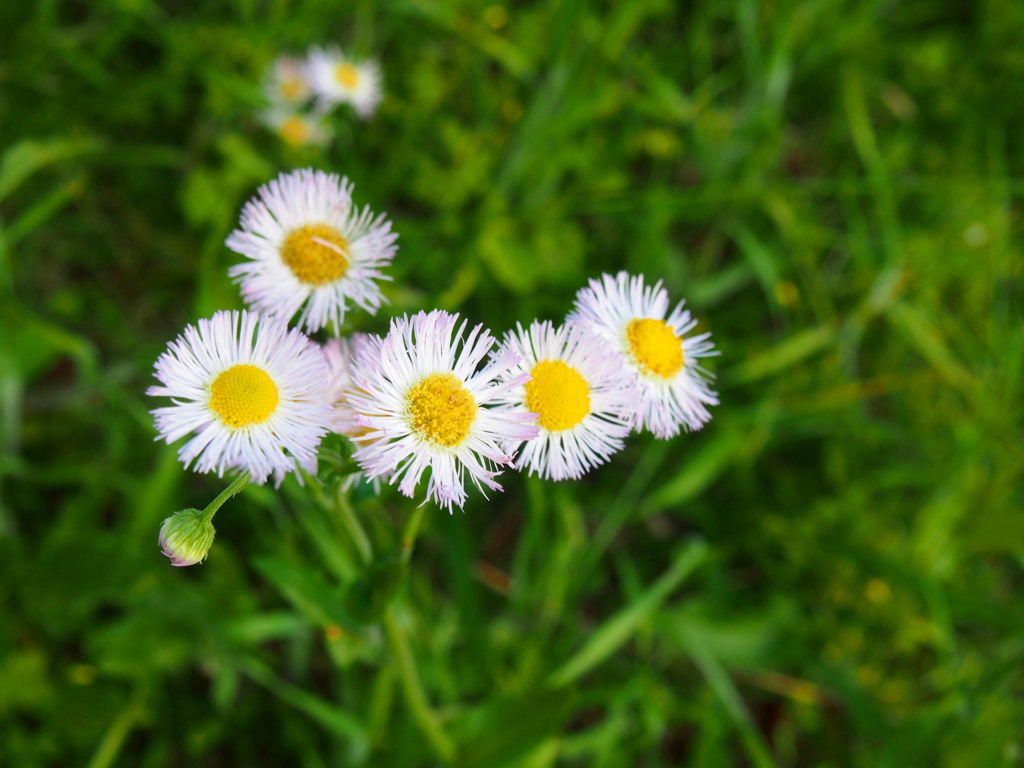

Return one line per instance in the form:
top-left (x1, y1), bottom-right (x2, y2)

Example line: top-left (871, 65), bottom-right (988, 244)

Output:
top-left (86, 682), bottom-right (146, 768)
top-left (301, 467), bottom-right (333, 509)
top-left (368, 665), bottom-right (395, 748)
top-left (336, 487), bottom-right (373, 565)
top-left (383, 609), bottom-right (455, 763)
top-left (201, 471), bottom-right (250, 524)
top-left (400, 504), bottom-right (427, 565)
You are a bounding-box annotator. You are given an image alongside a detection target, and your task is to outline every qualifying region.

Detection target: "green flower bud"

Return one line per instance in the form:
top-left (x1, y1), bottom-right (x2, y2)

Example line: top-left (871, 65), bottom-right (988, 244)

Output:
top-left (159, 508), bottom-right (216, 567)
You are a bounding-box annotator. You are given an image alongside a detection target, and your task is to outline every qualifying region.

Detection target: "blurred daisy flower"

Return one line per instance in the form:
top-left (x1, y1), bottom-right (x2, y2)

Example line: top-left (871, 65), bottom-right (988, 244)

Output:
top-left (495, 320), bottom-right (634, 480)
top-left (323, 334), bottom-right (374, 437)
top-left (569, 272), bottom-right (718, 437)
top-left (263, 55), bottom-right (313, 107)
top-left (260, 108), bottom-right (331, 148)
top-left (226, 168), bottom-right (398, 334)
top-left (322, 334), bottom-right (388, 492)
top-left (148, 310), bottom-right (332, 484)
top-left (308, 46), bottom-right (382, 118)
top-left (344, 310), bottom-right (538, 511)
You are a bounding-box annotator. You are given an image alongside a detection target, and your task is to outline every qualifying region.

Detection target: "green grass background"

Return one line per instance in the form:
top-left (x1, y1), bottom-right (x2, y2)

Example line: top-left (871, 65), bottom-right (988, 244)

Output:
top-left (2, 0), bottom-right (1022, 765)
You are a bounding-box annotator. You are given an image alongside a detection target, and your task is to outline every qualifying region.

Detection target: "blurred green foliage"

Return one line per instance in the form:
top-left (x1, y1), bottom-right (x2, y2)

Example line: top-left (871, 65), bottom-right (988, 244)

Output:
top-left (1, 0), bottom-right (1023, 765)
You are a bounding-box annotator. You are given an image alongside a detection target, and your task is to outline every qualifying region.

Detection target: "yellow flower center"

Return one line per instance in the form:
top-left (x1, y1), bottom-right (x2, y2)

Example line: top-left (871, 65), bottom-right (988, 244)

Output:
top-left (335, 63), bottom-right (359, 90)
top-left (278, 116), bottom-right (309, 146)
top-left (280, 78), bottom-right (304, 101)
top-left (626, 318), bottom-right (684, 379)
top-left (525, 360), bottom-right (591, 431)
top-left (209, 364), bottom-right (279, 428)
top-left (405, 373), bottom-right (477, 448)
top-left (281, 224), bottom-right (350, 286)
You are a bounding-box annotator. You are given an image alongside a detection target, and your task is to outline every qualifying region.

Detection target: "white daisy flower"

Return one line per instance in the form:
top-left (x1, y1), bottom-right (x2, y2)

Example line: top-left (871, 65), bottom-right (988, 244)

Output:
top-left (263, 55), bottom-right (312, 106)
top-left (569, 272), bottom-right (718, 438)
top-left (307, 46), bottom-right (382, 118)
top-left (148, 309), bottom-right (332, 484)
top-left (259, 108), bottom-right (331, 148)
top-left (226, 168), bottom-right (398, 334)
top-left (494, 321), bottom-right (635, 481)
top-left (344, 310), bottom-right (539, 511)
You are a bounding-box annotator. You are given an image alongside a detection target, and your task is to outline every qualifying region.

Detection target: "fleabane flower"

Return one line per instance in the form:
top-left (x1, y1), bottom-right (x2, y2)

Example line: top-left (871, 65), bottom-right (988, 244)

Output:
top-left (148, 310), bottom-right (332, 484)
top-left (494, 320), bottom-right (634, 481)
top-left (260, 108), bottom-right (331, 148)
top-left (263, 55), bottom-right (313, 106)
top-left (323, 334), bottom-right (374, 437)
top-left (226, 168), bottom-right (398, 334)
top-left (569, 272), bottom-right (718, 437)
top-left (344, 310), bottom-right (538, 511)
top-left (308, 46), bottom-right (382, 118)
top-left (322, 334), bottom-right (387, 493)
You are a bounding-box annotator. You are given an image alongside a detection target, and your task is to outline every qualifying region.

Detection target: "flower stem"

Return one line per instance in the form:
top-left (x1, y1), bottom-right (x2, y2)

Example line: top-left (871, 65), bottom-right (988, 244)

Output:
top-left (383, 608), bottom-right (455, 763)
top-left (336, 487), bottom-right (373, 565)
top-left (400, 504), bottom-right (427, 565)
top-left (201, 471), bottom-right (251, 524)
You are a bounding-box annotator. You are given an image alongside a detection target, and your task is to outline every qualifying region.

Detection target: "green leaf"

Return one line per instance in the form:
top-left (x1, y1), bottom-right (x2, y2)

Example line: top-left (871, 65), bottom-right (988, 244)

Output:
top-left (252, 556), bottom-right (359, 632)
top-left (548, 540), bottom-right (707, 687)
top-left (0, 312), bottom-right (98, 383)
top-left (343, 553), bottom-right (408, 624)
top-left (238, 657), bottom-right (368, 752)
top-left (888, 302), bottom-right (972, 391)
top-left (677, 624), bottom-right (779, 768)
top-left (0, 649), bottom-right (52, 714)
top-left (647, 426), bottom-right (745, 511)
top-left (664, 597), bottom-right (795, 669)
top-left (729, 222), bottom-right (780, 298)
top-left (5, 173), bottom-right (86, 245)
top-left (225, 612), bottom-right (307, 645)
top-left (0, 136), bottom-right (103, 202)
top-left (457, 687), bottom-right (576, 768)
top-left (729, 325), bottom-right (838, 384)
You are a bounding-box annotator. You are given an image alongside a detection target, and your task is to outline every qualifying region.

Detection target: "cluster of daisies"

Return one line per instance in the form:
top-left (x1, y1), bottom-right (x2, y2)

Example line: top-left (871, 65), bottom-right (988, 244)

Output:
top-left (259, 47), bottom-right (382, 148)
top-left (148, 168), bottom-right (718, 522)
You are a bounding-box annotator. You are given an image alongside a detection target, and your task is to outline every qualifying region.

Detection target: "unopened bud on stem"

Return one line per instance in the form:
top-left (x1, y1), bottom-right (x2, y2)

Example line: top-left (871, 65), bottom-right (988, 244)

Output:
top-left (159, 509), bottom-right (215, 567)
top-left (158, 472), bottom-right (250, 567)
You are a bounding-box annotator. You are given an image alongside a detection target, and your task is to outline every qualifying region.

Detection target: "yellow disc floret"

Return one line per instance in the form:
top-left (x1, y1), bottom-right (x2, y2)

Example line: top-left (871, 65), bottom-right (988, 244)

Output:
top-left (281, 78), bottom-right (304, 101)
top-left (406, 373), bottom-right (477, 448)
top-left (281, 224), bottom-right (350, 286)
top-left (335, 63), bottom-right (360, 90)
top-left (209, 364), bottom-right (279, 428)
top-left (627, 318), bottom-right (684, 379)
top-left (278, 116), bottom-right (310, 146)
top-left (525, 360), bottom-right (591, 431)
